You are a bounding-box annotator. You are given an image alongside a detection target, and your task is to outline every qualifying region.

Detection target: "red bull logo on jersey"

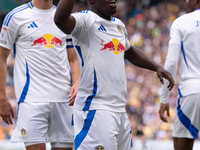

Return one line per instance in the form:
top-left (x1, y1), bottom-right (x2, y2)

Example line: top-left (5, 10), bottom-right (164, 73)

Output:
top-left (101, 38), bottom-right (125, 55)
top-left (31, 33), bottom-right (62, 48)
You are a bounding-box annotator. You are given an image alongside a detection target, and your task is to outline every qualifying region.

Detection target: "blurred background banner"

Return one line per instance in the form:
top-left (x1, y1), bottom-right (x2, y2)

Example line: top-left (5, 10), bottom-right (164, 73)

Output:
top-left (0, 0), bottom-right (197, 150)
top-left (0, 0), bottom-right (21, 14)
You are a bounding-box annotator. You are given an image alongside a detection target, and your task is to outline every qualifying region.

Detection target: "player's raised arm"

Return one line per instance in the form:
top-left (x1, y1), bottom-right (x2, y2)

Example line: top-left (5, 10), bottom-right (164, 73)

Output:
top-left (54, 0), bottom-right (76, 34)
top-left (125, 45), bottom-right (175, 91)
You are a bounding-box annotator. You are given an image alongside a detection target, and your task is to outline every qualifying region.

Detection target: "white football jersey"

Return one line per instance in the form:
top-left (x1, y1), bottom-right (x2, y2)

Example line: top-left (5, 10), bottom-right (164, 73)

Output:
top-left (161, 9), bottom-right (200, 102)
top-left (71, 11), bottom-right (131, 112)
top-left (0, 2), bottom-right (73, 103)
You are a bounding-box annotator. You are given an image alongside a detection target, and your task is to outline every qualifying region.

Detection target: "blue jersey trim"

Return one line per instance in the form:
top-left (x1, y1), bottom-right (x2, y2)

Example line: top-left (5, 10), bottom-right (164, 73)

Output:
top-left (13, 44), bottom-right (16, 58)
top-left (74, 10), bottom-right (90, 14)
top-left (83, 69), bottom-right (97, 111)
top-left (74, 110), bottom-right (96, 150)
top-left (112, 17), bottom-right (116, 22)
top-left (178, 87), bottom-right (183, 98)
top-left (28, 1), bottom-right (34, 8)
top-left (181, 41), bottom-right (189, 69)
top-left (67, 38), bottom-right (74, 49)
top-left (18, 61), bottom-right (30, 104)
top-left (67, 45), bottom-right (74, 49)
top-left (3, 4), bottom-right (29, 26)
top-left (177, 98), bottom-right (198, 138)
top-left (75, 45), bottom-right (84, 67)
top-left (71, 114), bottom-right (74, 126)
top-left (5, 5), bottom-right (29, 26)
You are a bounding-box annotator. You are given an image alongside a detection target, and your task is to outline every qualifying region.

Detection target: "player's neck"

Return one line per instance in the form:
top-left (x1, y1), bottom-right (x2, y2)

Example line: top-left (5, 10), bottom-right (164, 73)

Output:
top-left (32, 0), bottom-right (53, 10)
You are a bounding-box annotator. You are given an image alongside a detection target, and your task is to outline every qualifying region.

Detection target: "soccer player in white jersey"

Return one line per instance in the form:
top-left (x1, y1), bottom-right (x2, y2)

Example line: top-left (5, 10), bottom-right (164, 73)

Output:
top-left (159, 0), bottom-right (200, 150)
top-left (0, 0), bottom-right (80, 150)
top-left (54, 0), bottom-right (175, 150)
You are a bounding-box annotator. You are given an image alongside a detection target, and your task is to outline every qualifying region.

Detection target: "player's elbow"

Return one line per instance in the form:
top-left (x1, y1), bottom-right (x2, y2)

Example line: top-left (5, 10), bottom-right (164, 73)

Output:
top-left (54, 15), bottom-right (62, 29)
top-left (54, 15), bottom-right (75, 35)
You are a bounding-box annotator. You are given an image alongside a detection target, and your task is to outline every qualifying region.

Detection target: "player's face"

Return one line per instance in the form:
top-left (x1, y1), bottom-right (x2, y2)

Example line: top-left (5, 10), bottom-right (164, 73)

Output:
top-left (186, 0), bottom-right (196, 12)
top-left (92, 0), bottom-right (117, 20)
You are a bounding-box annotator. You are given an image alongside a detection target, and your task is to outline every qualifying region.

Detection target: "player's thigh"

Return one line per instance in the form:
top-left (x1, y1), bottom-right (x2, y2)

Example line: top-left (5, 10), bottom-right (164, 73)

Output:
top-left (173, 94), bottom-right (200, 139)
top-left (48, 103), bottom-right (74, 147)
top-left (118, 112), bottom-right (133, 150)
top-left (11, 102), bottom-right (50, 143)
top-left (74, 109), bottom-right (119, 150)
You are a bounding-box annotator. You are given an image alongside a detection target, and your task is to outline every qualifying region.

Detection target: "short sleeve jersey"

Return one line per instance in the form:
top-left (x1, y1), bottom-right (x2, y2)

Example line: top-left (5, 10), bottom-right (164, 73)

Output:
top-left (71, 10), bottom-right (131, 112)
top-left (0, 2), bottom-right (73, 103)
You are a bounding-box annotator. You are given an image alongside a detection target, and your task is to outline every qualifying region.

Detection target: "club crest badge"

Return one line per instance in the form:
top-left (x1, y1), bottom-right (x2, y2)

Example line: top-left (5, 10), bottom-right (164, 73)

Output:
top-left (117, 25), bottom-right (123, 35)
top-left (96, 146), bottom-right (104, 150)
top-left (21, 128), bottom-right (26, 137)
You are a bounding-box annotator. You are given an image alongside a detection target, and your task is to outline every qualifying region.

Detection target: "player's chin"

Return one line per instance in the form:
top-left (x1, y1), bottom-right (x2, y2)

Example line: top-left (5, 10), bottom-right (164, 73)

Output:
top-left (109, 9), bottom-right (117, 15)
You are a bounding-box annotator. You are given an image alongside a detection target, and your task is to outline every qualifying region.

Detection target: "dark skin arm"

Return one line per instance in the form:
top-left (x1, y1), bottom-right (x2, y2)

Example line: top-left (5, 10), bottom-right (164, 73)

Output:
top-left (54, 0), bottom-right (76, 34)
top-left (55, 0), bottom-right (175, 91)
top-left (125, 46), bottom-right (175, 91)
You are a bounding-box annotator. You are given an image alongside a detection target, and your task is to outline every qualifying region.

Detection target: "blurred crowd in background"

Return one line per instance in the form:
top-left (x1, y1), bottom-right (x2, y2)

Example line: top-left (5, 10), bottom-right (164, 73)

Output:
top-left (0, 0), bottom-right (191, 147)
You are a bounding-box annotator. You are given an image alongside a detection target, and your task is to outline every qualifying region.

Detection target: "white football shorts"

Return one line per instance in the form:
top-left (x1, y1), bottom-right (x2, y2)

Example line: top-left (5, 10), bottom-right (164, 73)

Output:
top-left (11, 102), bottom-right (74, 147)
top-left (173, 93), bottom-right (200, 139)
top-left (74, 109), bottom-right (133, 150)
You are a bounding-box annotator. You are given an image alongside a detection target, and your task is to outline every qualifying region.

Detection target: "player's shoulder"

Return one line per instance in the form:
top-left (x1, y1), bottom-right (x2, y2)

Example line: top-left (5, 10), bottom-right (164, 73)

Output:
top-left (9, 2), bottom-right (32, 15)
top-left (3, 2), bottom-right (32, 26)
top-left (112, 17), bottom-right (124, 25)
top-left (72, 10), bottom-right (90, 16)
top-left (173, 12), bottom-right (193, 24)
top-left (72, 10), bottom-right (91, 21)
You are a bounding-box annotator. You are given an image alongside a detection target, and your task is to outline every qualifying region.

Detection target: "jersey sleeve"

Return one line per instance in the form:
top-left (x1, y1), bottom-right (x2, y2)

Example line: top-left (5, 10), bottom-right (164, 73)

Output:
top-left (119, 19), bottom-right (130, 51)
top-left (160, 44), bottom-right (181, 103)
top-left (71, 11), bottom-right (90, 40)
top-left (160, 19), bottom-right (182, 103)
top-left (124, 27), bottom-right (131, 51)
top-left (0, 12), bottom-right (19, 50)
top-left (169, 19), bottom-right (182, 46)
top-left (66, 35), bottom-right (74, 49)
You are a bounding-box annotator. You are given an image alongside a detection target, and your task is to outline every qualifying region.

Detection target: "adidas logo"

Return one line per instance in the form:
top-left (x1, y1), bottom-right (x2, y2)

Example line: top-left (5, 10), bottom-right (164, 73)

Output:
top-left (98, 24), bottom-right (107, 32)
top-left (28, 22), bottom-right (38, 28)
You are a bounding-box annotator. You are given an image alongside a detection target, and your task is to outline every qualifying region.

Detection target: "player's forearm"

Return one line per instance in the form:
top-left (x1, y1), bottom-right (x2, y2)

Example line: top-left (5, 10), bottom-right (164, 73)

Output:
top-left (125, 46), bottom-right (161, 72)
top-left (0, 47), bottom-right (10, 99)
top-left (0, 57), bottom-right (8, 100)
top-left (70, 60), bottom-right (80, 86)
top-left (54, 0), bottom-right (76, 34)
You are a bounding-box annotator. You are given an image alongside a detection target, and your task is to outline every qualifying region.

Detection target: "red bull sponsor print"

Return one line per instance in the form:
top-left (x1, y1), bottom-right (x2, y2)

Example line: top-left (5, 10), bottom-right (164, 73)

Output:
top-left (101, 38), bottom-right (125, 55)
top-left (31, 33), bottom-right (62, 48)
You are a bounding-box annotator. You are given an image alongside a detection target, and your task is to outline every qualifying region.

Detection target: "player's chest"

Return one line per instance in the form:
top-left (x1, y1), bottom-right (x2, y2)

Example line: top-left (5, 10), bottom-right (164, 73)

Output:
top-left (17, 15), bottom-right (66, 47)
top-left (89, 23), bottom-right (127, 55)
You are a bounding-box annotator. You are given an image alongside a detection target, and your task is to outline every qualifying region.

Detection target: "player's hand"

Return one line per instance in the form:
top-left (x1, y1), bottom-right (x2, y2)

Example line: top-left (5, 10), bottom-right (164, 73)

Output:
top-left (0, 97), bottom-right (14, 125)
top-left (156, 67), bottom-right (175, 91)
top-left (159, 103), bottom-right (170, 122)
top-left (68, 82), bottom-right (79, 106)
